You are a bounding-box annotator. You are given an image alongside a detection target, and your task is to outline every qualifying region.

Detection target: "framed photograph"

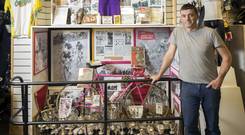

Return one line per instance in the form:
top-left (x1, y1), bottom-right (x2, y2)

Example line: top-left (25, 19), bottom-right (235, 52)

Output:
top-left (135, 28), bottom-right (171, 75)
top-left (58, 98), bottom-right (73, 119)
top-left (102, 16), bottom-right (113, 24)
top-left (51, 29), bottom-right (90, 81)
top-left (33, 31), bottom-right (48, 75)
top-left (92, 29), bottom-right (134, 62)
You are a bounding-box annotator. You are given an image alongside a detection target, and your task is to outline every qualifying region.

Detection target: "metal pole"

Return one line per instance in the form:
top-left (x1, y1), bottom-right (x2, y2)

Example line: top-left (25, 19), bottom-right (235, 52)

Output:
top-left (11, 76), bottom-right (28, 135)
top-left (22, 84), bottom-right (29, 135)
top-left (180, 80), bottom-right (184, 135)
top-left (168, 80), bottom-right (172, 109)
top-left (103, 82), bottom-right (108, 135)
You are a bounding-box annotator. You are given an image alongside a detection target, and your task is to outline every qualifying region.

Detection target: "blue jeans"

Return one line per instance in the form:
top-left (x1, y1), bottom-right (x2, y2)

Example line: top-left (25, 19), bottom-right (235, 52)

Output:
top-left (180, 81), bottom-right (221, 135)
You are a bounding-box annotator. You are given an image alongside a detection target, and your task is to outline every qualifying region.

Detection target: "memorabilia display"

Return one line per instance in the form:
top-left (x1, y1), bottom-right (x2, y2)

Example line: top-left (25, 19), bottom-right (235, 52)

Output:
top-left (52, 0), bottom-right (100, 25)
top-left (35, 80), bottom-right (180, 135)
top-left (51, 29), bottom-right (90, 81)
top-left (33, 31), bottom-right (48, 75)
top-left (31, 1), bottom-right (180, 135)
top-left (51, 0), bottom-right (167, 25)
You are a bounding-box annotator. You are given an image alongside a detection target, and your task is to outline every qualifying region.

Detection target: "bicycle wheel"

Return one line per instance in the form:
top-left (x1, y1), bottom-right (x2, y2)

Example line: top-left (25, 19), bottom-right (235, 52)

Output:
top-left (122, 82), bottom-right (170, 118)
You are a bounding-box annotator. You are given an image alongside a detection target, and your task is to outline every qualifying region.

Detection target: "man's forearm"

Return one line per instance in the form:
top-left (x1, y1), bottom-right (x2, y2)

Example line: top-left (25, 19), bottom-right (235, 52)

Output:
top-left (157, 53), bottom-right (174, 77)
top-left (218, 53), bottom-right (232, 81)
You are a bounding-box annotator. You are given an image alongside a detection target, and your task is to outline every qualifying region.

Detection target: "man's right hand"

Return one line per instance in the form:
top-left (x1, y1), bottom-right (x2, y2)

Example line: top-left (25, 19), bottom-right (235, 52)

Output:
top-left (150, 74), bottom-right (161, 84)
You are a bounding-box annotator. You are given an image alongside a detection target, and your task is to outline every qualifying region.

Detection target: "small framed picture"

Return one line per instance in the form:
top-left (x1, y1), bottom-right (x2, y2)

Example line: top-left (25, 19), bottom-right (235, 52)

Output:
top-left (102, 16), bottom-right (113, 24)
top-left (33, 31), bottom-right (48, 75)
top-left (82, 14), bottom-right (98, 24)
top-left (113, 15), bottom-right (121, 24)
top-left (58, 98), bottom-right (72, 119)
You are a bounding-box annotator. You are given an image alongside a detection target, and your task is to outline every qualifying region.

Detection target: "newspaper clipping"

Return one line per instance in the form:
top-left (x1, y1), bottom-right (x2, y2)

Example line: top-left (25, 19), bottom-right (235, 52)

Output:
top-left (93, 29), bottom-right (133, 62)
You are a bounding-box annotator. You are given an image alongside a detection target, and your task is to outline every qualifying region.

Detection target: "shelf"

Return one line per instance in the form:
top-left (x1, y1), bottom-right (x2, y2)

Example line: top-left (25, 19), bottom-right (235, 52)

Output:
top-left (32, 24), bottom-right (176, 29)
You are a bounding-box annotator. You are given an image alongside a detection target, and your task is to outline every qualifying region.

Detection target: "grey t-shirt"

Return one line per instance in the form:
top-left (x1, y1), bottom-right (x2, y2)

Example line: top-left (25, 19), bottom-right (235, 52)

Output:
top-left (169, 26), bottom-right (225, 84)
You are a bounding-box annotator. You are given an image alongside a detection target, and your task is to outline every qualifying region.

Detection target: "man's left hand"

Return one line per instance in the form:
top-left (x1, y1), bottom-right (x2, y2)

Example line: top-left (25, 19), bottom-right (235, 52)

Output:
top-left (206, 78), bottom-right (223, 90)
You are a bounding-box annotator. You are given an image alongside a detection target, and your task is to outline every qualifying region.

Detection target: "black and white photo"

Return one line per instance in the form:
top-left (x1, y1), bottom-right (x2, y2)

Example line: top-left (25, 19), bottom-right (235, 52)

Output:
top-left (51, 29), bottom-right (90, 81)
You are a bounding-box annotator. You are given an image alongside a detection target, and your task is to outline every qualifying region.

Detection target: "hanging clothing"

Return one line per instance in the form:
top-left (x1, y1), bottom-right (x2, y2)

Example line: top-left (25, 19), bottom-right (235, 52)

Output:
top-left (203, 0), bottom-right (223, 21)
top-left (0, 11), bottom-right (10, 81)
top-left (4, 0), bottom-right (41, 37)
top-left (0, 0), bottom-right (4, 10)
top-left (0, 8), bottom-right (11, 109)
top-left (99, 0), bottom-right (120, 16)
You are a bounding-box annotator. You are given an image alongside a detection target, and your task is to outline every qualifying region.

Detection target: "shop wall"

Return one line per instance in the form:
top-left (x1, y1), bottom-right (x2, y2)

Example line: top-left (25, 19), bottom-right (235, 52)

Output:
top-left (11, 38), bottom-right (32, 135)
top-left (230, 25), bottom-right (245, 109)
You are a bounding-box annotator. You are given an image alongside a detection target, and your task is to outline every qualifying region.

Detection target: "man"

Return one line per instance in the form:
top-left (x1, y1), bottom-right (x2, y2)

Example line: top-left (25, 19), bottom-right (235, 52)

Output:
top-left (151, 3), bottom-right (232, 135)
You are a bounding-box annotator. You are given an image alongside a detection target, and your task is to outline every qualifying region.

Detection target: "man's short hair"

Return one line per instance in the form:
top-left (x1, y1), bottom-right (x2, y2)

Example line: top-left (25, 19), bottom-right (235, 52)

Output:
top-left (180, 3), bottom-right (198, 16)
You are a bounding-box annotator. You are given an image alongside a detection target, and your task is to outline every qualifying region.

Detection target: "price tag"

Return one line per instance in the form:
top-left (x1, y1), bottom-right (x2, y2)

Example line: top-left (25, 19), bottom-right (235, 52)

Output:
top-left (128, 105), bottom-right (143, 118)
top-left (156, 103), bottom-right (163, 115)
top-left (92, 95), bottom-right (100, 107)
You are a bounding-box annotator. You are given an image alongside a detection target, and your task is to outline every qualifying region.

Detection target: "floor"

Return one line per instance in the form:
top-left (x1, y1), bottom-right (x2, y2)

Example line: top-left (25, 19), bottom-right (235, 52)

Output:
top-left (0, 121), bottom-right (9, 135)
top-left (0, 93), bottom-right (10, 135)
